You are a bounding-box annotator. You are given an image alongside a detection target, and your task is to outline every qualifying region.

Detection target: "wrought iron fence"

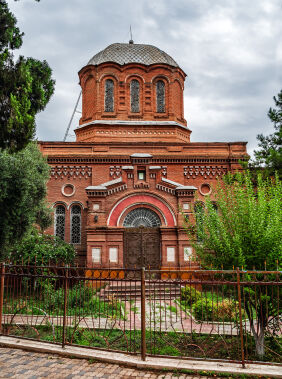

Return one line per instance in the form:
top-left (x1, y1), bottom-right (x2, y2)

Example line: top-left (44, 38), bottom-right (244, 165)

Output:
top-left (0, 263), bottom-right (281, 368)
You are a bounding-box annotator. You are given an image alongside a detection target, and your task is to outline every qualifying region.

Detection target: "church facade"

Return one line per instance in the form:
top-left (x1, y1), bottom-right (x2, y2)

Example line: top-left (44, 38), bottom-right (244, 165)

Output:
top-left (39, 42), bottom-right (248, 269)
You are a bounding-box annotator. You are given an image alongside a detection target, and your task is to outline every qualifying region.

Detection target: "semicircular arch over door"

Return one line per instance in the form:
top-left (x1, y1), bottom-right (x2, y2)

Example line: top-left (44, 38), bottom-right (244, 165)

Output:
top-left (107, 193), bottom-right (176, 227)
top-left (123, 207), bottom-right (161, 228)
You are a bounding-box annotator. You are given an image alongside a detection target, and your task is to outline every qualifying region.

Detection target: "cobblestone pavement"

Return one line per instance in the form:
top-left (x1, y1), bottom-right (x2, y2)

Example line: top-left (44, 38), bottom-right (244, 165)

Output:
top-left (0, 347), bottom-right (210, 379)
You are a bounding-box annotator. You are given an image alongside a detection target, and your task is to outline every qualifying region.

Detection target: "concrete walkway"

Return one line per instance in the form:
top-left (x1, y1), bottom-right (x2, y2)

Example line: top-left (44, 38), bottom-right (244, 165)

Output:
top-left (0, 336), bottom-right (281, 378)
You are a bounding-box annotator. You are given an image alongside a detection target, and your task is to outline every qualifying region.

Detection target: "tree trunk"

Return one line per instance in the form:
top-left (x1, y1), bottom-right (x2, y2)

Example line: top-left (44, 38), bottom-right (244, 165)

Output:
top-left (253, 326), bottom-right (265, 358)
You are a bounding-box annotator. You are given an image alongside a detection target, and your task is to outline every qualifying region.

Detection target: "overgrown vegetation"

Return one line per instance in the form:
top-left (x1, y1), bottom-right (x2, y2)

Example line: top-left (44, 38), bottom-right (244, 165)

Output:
top-left (9, 227), bottom-right (75, 265)
top-left (4, 281), bottom-right (125, 319)
top-left (0, 144), bottom-right (53, 260)
top-left (5, 325), bottom-right (281, 363)
top-left (180, 287), bottom-right (244, 322)
top-left (185, 171), bottom-right (282, 358)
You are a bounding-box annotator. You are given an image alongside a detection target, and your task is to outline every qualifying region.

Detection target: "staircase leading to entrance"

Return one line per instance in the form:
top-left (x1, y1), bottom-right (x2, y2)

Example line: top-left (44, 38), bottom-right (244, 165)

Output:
top-left (99, 280), bottom-right (182, 301)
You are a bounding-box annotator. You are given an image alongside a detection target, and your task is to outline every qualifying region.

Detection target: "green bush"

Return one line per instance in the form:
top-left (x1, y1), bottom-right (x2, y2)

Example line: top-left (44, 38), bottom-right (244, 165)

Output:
top-left (181, 286), bottom-right (201, 305)
top-left (192, 298), bottom-right (242, 322)
top-left (9, 228), bottom-right (75, 265)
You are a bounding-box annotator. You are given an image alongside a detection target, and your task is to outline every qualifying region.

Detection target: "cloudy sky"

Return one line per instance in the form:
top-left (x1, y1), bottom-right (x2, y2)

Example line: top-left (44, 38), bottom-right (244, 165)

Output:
top-left (8, 0), bottom-right (282, 156)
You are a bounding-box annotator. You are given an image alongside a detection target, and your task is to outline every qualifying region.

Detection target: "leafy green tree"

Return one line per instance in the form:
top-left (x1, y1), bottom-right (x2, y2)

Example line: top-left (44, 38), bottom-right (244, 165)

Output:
top-left (0, 143), bottom-right (52, 260)
top-left (36, 203), bottom-right (53, 234)
top-left (186, 172), bottom-right (282, 357)
top-left (0, 0), bottom-right (55, 152)
top-left (253, 90), bottom-right (282, 178)
top-left (10, 227), bottom-right (75, 266)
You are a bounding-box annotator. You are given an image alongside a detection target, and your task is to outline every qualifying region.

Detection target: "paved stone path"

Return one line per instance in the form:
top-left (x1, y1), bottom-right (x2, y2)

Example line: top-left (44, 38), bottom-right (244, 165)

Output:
top-left (0, 347), bottom-right (211, 378)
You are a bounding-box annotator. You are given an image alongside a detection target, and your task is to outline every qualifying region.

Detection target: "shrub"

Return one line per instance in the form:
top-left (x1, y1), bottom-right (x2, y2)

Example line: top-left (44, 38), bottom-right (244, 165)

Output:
top-left (181, 286), bottom-right (201, 305)
top-left (9, 228), bottom-right (75, 265)
top-left (192, 298), bottom-right (242, 322)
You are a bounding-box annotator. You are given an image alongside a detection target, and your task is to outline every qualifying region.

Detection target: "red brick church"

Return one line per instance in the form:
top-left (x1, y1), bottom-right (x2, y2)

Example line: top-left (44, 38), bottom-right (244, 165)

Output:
top-left (39, 41), bottom-right (248, 269)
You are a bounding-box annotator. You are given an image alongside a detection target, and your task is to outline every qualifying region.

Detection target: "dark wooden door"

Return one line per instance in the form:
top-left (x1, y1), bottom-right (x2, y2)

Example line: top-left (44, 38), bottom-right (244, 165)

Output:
top-left (123, 227), bottom-right (160, 269)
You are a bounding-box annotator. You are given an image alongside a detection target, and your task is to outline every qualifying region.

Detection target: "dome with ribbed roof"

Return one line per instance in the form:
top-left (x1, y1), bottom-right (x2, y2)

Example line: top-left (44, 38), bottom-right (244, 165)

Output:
top-left (87, 42), bottom-right (179, 67)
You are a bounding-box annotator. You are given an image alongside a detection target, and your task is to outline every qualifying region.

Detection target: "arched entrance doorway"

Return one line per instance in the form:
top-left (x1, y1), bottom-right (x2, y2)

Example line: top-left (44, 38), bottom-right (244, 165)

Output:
top-left (123, 208), bottom-right (161, 269)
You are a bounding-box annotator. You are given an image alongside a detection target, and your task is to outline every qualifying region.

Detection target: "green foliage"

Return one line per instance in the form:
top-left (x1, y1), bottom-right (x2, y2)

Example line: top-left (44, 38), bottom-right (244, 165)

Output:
top-left (10, 228), bottom-right (75, 265)
top-left (192, 298), bottom-right (242, 322)
top-left (187, 171), bottom-right (282, 270)
top-left (252, 89), bottom-right (282, 178)
top-left (5, 281), bottom-right (126, 319)
top-left (0, 143), bottom-right (51, 260)
top-left (181, 286), bottom-right (201, 305)
top-left (0, 0), bottom-right (55, 152)
top-left (36, 204), bottom-right (53, 234)
top-left (185, 171), bottom-right (282, 357)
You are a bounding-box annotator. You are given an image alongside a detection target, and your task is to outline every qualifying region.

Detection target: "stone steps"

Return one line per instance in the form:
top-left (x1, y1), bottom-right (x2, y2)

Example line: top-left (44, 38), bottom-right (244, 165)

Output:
top-left (100, 281), bottom-right (182, 301)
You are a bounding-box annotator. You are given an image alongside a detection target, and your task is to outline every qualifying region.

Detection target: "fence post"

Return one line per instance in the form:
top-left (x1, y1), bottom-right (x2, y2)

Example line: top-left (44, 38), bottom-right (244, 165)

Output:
top-left (141, 266), bottom-right (146, 361)
top-left (62, 265), bottom-right (69, 348)
top-left (0, 263), bottom-right (5, 335)
top-left (236, 267), bottom-right (245, 368)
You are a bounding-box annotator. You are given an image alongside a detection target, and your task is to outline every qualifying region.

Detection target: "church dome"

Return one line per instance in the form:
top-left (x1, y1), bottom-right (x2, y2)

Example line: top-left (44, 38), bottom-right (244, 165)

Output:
top-left (87, 42), bottom-right (179, 67)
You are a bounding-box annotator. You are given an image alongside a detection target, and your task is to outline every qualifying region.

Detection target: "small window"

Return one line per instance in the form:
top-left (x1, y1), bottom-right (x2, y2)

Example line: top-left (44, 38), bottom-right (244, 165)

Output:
top-left (55, 205), bottom-right (65, 240)
top-left (109, 247), bottom-right (118, 263)
top-left (184, 246), bottom-right (193, 261)
top-left (156, 80), bottom-right (165, 113)
top-left (130, 79), bottom-right (140, 113)
top-left (71, 205), bottom-right (81, 244)
top-left (92, 248), bottom-right (101, 263)
top-left (183, 203), bottom-right (189, 211)
top-left (138, 170), bottom-right (146, 180)
top-left (105, 79), bottom-right (114, 112)
top-left (167, 247), bottom-right (175, 262)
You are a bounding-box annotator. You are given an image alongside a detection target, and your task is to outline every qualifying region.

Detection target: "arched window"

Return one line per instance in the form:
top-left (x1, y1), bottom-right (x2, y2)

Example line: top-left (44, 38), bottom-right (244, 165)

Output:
top-left (123, 208), bottom-right (161, 228)
top-left (156, 80), bottom-right (165, 113)
top-left (55, 205), bottom-right (65, 240)
top-left (105, 79), bottom-right (114, 112)
top-left (130, 79), bottom-right (140, 113)
top-left (71, 205), bottom-right (81, 244)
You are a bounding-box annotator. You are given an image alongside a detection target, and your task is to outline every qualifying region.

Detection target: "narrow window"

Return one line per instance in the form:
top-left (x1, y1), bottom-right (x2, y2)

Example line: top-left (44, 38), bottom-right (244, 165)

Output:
top-left (92, 248), bottom-right (101, 263)
top-left (156, 80), bottom-right (165, 113)
top-left (55, 205), bottom-right (65, 240)
top-left (138, 170), bottom-right (146, 181)
top-left (71, 205), bottom-right (81, 244)
top-left (167, 247), bottom-right (175, 262)
top-left (109, 247), bottom-right (118, 263)
top-left (184, 246), bottom-right (193, 261)
top-left (105, 79), bottom-right (114, 112)
top-left (130, 79), bottom-right (140, 112)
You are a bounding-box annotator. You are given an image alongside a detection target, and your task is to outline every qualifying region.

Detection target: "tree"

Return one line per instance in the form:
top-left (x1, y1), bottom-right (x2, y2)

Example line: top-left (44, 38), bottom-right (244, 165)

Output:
top-left (253, 90), bottom-right (282, 178)
top-left (10, 227), bottom-right (75, 266)
top-left (0, 0), bottom-right (55, 152)
top-left (36, 203), bottom-right (53, 234)
top-left (0, 143), bottom-right (52, 260)
top-left (186, 172), bottom-right (282, 357)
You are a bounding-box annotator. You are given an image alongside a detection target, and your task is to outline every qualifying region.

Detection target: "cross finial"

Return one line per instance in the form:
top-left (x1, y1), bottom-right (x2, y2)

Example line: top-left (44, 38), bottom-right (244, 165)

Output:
top-left (129, 25), bottom-right (134, 44)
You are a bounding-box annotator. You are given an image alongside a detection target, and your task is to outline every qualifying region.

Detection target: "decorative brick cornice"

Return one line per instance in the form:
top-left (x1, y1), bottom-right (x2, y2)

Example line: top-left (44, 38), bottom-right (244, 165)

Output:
top-left (47, 156), bottom-right (244, 165)
top-left (183, 165), bottom-right (227, 179)
top-left (50, 165), bottom-right (92, 179)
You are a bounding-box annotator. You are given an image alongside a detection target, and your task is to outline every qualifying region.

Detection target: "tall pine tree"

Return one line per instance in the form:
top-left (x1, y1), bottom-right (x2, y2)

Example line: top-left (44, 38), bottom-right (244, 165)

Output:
top-left (0, 0), bottom-right (55, 152)
top-left (254, 90), bottom-right (282, 178)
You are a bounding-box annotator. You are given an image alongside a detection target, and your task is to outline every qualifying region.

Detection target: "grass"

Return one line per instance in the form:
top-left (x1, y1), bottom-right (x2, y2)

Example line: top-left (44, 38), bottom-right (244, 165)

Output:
top-left (4, 325), bottom-right (281, 364)
top-left (3, 290), bottom-right (127, 320)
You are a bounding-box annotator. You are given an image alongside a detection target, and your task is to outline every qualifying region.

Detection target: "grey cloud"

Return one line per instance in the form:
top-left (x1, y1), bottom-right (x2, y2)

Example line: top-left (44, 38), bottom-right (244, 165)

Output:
top-left (7, 0), bottom-right (282, 157)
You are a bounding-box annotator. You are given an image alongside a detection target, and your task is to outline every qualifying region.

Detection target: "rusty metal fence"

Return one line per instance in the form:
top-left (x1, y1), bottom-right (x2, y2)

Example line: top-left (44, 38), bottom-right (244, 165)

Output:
top-left (0, 263), bottom-right (281, 368)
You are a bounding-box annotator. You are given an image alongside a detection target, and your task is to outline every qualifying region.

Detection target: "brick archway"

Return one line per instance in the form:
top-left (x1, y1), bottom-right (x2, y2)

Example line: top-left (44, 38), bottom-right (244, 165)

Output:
top-left (107, 193), bottom-right (176, 227)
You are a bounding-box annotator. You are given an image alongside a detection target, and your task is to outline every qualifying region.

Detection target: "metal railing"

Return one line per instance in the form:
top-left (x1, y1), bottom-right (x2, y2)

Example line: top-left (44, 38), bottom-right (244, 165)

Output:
top-left (0, 263), bottom-right (281, 367)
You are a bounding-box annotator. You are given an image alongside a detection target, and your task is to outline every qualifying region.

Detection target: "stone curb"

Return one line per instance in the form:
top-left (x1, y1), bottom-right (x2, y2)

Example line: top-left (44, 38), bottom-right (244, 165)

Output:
top-left (0, 336), bottom-right (281, 378)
